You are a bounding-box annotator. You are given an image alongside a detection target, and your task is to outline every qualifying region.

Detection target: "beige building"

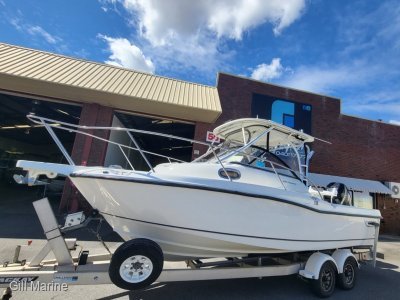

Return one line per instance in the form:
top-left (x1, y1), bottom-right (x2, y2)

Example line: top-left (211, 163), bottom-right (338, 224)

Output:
top-left (0, 42), bottom-right (221, 211)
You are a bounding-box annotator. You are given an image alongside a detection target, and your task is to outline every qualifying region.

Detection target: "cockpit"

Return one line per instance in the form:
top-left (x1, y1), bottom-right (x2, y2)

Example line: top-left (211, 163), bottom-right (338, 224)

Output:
top-left (195, 119), bottom-right (315, 188)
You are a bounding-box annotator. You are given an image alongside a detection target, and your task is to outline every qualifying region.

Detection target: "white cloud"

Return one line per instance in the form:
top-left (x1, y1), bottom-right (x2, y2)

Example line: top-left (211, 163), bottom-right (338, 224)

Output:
top-left (208, 0), bottom-right (306, 38)
top-left (338, 1), bottom-right (400, 57)
top-left (106, 0), bottom-right (306, 74)
top-left (282, 67), bottom-right (350, 93)
top-left (279, 63), bottom-right (377, 94)
top-left (350, 103), bottom-right (400, 115)
top-left (9, 18), bottom-right (22, 30)
top-left (99, 35), bottom-right (155, 73)
top-left (9, 18), bottom-right (62, 45)
top-left (356, 90), bottom-right (400, 104)
top-left (146, 34), bottom-right (232, 74)
top-left (251, 58), bottom-right (284, 81)
top-left (99, 0), bottom-right (119, 13)
top-left (389, 120), bottom-right (400, 126)
top-left (122, 0), bottom-right (305, 46)
top-left (26, 25), bottom-right (61, 44)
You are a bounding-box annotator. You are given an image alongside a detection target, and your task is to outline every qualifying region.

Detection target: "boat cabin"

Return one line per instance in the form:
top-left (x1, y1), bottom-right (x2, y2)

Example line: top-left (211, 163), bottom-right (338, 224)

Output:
top-left (202, 119), bottom-right (353, 206)
top-left (197, 118), bottom-right (314, 182)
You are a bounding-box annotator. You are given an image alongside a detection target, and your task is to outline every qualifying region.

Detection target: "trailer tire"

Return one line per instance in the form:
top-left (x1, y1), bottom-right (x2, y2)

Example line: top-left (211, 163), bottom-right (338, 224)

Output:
top-left (337, 257), bottom-right (357, 290)
top-left (311, 261), bottom-right (336, 298)
top-left (109, 238), bottom-right (163, 290)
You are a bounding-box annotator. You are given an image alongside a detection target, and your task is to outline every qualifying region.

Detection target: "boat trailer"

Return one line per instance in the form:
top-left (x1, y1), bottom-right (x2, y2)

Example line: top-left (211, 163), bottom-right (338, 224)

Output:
top-left (0, 198), bottom-right (378, 298)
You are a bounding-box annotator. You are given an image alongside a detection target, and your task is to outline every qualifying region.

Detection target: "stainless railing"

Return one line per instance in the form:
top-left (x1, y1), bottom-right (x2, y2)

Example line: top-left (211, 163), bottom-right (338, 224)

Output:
top-left (27, 114), bottom-right (322, 197)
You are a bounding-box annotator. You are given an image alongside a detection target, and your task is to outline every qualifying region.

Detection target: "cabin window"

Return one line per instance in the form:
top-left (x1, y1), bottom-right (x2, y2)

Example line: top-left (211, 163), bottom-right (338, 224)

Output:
top-left (218, 168), bottom-right (241, 180)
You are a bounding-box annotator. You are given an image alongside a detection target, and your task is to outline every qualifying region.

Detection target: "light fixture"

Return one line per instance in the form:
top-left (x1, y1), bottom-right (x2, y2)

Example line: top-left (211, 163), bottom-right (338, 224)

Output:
top-left (57, 109), bottom-right (70, 116)
top-left (151, 120), bottom-right (173, 124)
top-left (5, 150), bottom-right (24, 155)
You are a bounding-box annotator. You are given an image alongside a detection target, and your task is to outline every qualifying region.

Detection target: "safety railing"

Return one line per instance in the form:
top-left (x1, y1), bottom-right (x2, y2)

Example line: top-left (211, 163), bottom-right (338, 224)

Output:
top-left (27, 114), bottom-right (321, 195)
top-left (27, 114), bottom-right (227, 175)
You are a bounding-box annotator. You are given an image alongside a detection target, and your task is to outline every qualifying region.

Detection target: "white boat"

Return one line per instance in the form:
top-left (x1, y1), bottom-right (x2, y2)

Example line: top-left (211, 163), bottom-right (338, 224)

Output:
top-left (16, 115), bottom-right (381, 261)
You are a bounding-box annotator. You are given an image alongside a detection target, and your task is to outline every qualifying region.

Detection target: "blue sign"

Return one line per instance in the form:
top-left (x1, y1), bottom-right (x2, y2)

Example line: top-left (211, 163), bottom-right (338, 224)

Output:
top-left (251, 94), bottom-right (312, 134)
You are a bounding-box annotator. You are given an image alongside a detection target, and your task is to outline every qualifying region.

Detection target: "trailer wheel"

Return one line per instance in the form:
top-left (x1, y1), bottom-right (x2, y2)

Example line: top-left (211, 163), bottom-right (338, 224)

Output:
top-left (311, 261), bottom-right (336, 298)
top-left (109, 238), bottom-right (163, 290)
top-left (337, 257), bottom-right (357, 290)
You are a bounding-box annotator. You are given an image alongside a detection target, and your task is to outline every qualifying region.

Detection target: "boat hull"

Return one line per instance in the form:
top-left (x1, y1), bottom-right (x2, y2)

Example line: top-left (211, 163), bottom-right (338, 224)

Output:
top-left (70, 174), bottom-right (379, 260)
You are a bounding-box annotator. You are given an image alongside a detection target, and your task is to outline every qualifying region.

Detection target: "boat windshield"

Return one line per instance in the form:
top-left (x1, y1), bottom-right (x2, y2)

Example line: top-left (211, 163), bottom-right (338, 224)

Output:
top-left (203, 141), bottom-right (302, 180)
top-left (270, 145), bottom-right (305, 174)
top-left (196, 120), bottom-right (314, 182)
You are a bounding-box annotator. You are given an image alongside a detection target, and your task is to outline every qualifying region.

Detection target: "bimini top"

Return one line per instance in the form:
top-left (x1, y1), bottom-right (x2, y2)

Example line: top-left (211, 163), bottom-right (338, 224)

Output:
top-left (213, 118), bottom-right (314, 147)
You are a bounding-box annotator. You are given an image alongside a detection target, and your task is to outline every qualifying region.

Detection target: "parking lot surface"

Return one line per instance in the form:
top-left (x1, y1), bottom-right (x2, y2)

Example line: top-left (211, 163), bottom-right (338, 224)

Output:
top-left (1, 236), bottom-right (399, 300)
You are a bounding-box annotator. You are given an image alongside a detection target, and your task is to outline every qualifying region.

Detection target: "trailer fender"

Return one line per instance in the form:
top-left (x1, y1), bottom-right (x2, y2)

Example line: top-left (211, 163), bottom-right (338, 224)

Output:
top-left (331, 249), bottom-right (359, 273)
top-left (299, 252), bottom-right (338, 280)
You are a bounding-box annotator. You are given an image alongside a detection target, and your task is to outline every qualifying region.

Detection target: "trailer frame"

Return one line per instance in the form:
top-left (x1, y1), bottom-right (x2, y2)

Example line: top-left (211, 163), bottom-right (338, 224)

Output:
top-left (0, 198), bottom-right (377, 297)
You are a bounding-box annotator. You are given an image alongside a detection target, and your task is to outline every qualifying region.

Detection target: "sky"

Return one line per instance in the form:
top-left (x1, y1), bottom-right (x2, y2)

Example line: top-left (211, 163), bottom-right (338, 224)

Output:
top-left (0, 0), bottom-right (399, 124)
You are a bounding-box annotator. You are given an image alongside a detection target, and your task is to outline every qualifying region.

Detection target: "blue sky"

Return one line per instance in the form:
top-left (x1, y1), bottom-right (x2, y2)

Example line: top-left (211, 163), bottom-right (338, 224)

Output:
top-left (0, 0), bottom-right (399, 124)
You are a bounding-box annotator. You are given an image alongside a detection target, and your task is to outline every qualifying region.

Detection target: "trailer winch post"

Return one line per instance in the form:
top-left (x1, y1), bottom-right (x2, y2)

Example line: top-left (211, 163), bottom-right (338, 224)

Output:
top-left (32, 198), bottom-right (74, 270)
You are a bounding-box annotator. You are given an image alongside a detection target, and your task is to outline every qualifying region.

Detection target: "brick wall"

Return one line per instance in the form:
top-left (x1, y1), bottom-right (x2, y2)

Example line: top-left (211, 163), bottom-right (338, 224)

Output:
top-left (376, 194), bottom-right (400, 234)
top-left (59, 103), bottom-right (113, 213)
top-left (194, 73), bottom-right (400, 183)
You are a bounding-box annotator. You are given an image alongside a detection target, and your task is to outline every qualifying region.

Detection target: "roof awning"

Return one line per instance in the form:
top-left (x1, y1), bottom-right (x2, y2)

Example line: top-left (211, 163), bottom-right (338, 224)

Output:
top-left (0, 43), bottom-right (222, 123)
top-left (308, 173), bottom-right (392, 194)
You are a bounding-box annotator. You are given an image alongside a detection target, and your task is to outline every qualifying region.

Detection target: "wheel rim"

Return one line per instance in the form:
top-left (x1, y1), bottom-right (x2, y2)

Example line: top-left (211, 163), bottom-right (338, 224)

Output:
top-left (119, 255), bottom-right (153, 283)
top-left (343, 263), bottom-right (354, 284)
top-left (321, 267), bottom-right (334, 291)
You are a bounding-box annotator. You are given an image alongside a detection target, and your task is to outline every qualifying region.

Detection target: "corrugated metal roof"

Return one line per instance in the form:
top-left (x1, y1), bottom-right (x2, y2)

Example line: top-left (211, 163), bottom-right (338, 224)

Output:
top-left (308, 173), bottom-right (392, 194)
top-left (0, 43), bottom-right (222, 123)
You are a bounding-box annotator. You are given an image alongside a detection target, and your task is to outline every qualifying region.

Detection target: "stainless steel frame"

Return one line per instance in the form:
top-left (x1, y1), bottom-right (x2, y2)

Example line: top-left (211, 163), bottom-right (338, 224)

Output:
top-left (27, 114), bottom-right (322, 197)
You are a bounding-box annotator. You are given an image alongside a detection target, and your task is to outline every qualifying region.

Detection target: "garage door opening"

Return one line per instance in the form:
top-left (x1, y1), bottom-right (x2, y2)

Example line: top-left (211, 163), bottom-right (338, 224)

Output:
top-left (0, 93), bottom-right (82, 172)
top-left (105, 112), bottom-right (195, 171)
top-left (0, 93), bottom-right (81, 204)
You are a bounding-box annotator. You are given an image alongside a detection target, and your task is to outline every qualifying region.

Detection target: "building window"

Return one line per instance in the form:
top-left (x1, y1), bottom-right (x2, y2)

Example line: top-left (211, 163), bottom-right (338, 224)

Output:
top-left (353, 191), bottom-right (374, 209)
top-left (283, 114), bottom-right (295, 128)
top-left (251, 94), bottom-right (313, 134)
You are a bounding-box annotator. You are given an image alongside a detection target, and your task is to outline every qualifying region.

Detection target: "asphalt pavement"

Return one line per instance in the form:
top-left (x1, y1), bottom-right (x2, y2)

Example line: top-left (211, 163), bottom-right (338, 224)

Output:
top-left (0, 237), bottom-right (399, 300)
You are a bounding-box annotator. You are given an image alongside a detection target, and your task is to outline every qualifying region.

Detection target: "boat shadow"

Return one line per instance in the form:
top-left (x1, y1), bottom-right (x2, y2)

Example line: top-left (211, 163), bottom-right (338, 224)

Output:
top-left (375, 260), bottom-right (398, 269)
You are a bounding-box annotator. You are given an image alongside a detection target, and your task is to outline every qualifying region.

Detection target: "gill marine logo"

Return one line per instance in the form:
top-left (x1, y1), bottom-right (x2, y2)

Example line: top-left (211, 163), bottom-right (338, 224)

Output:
top-left (0, 276), bottom-right (38, 283)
